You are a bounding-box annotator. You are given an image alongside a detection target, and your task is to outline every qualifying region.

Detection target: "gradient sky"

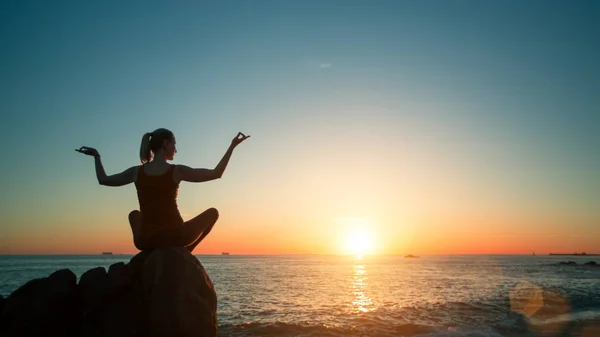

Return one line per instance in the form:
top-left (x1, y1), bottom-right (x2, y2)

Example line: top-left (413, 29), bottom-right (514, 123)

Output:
top-left (1, 0), bottom-right (598, 255)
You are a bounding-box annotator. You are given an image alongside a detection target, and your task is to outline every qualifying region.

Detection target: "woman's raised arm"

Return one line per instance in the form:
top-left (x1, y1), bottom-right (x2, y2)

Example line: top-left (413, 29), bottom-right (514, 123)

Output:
top-left (175, 132), bottom-right (250, 183)
top-left (76, 146), bottom-right (137, 187)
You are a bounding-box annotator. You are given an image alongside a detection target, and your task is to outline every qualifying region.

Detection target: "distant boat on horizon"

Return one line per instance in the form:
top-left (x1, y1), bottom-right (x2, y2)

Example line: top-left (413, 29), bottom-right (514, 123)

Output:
top-left (101, 252), bottom-right (113, 255)
top-left (549, 252), bottom-right (599, 256)
top-left (222, 252), bottom-right (230, 256)
top-left (404, 254), bottom-right (420, 258)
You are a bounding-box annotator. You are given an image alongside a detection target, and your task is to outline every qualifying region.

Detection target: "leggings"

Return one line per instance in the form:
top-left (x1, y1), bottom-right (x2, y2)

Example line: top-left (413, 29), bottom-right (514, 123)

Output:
top-left (129, 208), bottom-right (219, 253)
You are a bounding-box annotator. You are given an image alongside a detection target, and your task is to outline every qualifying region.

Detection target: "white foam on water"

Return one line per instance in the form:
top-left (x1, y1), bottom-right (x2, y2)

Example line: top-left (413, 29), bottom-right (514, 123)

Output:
top-left (416, 329), bottom-right (505, 337)
top-left (528, 309), bottom-right (600, 325)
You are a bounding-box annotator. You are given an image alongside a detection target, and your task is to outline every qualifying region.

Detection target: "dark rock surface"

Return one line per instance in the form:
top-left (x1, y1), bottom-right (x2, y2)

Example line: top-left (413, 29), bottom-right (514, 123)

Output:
top-left (559, 261), bottom-right (578, 265)
top-left (558, 260), bottom-right (598, 267)
top-left (0, 247), bottom-right (217, 337)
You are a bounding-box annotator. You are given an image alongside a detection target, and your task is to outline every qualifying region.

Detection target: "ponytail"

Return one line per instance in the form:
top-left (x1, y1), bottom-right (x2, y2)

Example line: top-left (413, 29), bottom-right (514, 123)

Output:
top-left (140, 132), bottom-right (152, 164)
top-left (139, 128), bottom-right (175, 164)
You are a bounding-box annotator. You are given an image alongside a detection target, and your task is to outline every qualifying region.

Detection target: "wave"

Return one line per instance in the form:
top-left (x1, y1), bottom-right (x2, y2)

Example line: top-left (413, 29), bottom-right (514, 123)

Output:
top-left (218, 321), bottom-right (437, 337)
top-left (216, 302), bottom-right (600, 337)
top-left (217, 316), bottom-right (600, 337)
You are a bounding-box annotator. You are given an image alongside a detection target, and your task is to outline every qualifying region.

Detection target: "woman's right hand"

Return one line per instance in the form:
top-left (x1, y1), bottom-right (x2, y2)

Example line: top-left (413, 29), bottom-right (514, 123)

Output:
top-left (231, 132), bottom-right (250, 148)
top-left (75, 146), bottom-right (101, 158)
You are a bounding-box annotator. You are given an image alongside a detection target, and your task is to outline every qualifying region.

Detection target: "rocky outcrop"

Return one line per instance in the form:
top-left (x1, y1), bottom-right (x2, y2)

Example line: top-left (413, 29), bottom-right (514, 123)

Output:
top-left (559, 261), bottom-right (578, 265)
top-left (0, 247), bottom-right (217, 337)
top-left (558, 260), bottom-right (598, 267)
top-left (0, 295), bottom-right (4, 318)
top-left (0, 269), bottom-right (79, 336)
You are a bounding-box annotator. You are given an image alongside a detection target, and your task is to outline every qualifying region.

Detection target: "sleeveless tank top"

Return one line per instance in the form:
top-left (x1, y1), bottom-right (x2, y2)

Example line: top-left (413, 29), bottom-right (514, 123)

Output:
top-left (134, 165), bottom-right (184, 238)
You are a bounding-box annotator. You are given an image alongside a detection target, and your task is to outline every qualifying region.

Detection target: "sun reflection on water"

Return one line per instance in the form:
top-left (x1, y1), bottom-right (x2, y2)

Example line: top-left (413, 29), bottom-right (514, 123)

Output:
top-left (351, 262), bottom-right (375, 313)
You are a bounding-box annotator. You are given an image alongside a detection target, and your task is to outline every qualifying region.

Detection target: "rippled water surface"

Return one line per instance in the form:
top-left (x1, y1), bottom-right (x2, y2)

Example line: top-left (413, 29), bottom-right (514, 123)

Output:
top-left (1, 254), bottom-right (599, 336)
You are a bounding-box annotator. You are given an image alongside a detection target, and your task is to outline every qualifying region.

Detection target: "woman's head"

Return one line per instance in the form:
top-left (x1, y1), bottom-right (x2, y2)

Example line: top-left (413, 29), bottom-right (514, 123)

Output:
top-left (139, 128), bottom-right (177, 164)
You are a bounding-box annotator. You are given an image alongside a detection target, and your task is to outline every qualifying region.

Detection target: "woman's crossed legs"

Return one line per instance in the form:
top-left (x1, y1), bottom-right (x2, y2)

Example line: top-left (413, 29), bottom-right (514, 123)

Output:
top-left (129, 208), bottom-right (219, 253)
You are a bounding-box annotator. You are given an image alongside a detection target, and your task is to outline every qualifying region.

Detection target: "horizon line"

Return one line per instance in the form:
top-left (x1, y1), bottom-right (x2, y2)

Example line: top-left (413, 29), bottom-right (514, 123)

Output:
top-left (1, 252), bottom-right (597, 257)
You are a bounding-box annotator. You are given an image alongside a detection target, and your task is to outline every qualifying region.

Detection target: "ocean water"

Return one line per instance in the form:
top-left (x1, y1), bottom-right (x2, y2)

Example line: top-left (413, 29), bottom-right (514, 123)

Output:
top-left (1, 254), bottom-right (599, 337)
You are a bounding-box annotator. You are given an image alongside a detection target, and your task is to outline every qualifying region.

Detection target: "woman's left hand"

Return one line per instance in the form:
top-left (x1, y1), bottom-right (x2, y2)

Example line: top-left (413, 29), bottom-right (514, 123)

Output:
top-left (75, 146), bottom-right (100, 158)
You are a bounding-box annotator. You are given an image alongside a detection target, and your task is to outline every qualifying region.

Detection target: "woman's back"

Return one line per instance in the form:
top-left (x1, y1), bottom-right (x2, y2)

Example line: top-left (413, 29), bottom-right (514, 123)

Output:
top-left (134, 164), bottom-right (184, 238)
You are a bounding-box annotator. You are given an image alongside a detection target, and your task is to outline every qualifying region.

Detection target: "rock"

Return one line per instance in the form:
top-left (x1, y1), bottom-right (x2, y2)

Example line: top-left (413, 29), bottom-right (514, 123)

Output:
top-left (77, 283), bottom-right (144, 337)
top-left (77, 262), bottom-right (130, 317)
top-left (135, 247), bottom-right (218, 337)
top-left (108, 262), bottom-right (130, 290)
top-left (0, 269), bottom-right (79, 337)
top-left (583, 261), bottom-right (598, 266)
top-left (78, 266), bottom-right (109, 314)
top-left (559, 261), bottom-right (577, 265)
top-left (76, 262), bottom-right (143, 337)
top-left (0, 248), bottom-right (217, 337)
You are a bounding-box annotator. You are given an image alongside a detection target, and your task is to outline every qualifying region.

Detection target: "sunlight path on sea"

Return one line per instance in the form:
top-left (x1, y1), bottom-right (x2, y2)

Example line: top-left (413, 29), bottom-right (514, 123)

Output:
top-left (350, 260), bottom-right (374, 313)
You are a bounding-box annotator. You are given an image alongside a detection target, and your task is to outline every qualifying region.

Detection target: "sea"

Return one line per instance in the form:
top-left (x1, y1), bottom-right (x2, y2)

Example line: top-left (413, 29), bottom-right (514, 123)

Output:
top-left (1, 254), bottom-right (599, 337)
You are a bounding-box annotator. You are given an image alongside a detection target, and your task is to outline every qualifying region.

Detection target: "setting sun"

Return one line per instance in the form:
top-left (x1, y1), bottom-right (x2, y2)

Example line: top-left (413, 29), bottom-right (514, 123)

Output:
top-left (337, 217), bottom-right (379, 255)
top-left (343, 227), bottom-right (375, 255)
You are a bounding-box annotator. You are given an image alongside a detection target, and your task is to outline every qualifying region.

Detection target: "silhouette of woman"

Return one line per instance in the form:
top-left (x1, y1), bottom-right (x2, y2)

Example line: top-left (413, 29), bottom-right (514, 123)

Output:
top-left (76, 129), bottom-right (250, 252)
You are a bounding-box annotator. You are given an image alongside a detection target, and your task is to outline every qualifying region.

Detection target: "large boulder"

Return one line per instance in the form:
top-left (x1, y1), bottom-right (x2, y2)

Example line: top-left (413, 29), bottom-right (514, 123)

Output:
top-left (0, 247), bottom-right (217, 337)
top-left (136, 247), bottom-right (218, 337)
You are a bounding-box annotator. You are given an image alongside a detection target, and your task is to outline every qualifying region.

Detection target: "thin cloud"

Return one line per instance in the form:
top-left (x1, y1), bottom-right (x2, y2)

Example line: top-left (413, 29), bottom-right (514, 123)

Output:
top-left (319, 63), bottom-right (332, 69)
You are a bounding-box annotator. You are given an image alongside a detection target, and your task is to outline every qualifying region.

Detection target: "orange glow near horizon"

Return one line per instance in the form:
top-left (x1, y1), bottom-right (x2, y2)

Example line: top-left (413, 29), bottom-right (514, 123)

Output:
top-left (1, 195), bottom-right (599, 255)
top-left (1, 213), bottom-right (599, 255)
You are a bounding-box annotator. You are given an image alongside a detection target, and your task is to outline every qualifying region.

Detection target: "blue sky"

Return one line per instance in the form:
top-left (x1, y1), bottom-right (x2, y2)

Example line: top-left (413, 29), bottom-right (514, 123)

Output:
top-left (1, 0), bottom-right (598, 254)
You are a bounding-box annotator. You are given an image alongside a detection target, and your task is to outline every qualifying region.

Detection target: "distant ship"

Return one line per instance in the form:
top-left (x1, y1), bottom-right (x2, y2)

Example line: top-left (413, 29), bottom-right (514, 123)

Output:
top-left (221, 252), bottom-right (230, 256)
top-left (101, 252), bottom-right (113, 255)
top-left (549, 252), bottom-right (599, 256)
top-left (404, 254), bottom-right (419, 258)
